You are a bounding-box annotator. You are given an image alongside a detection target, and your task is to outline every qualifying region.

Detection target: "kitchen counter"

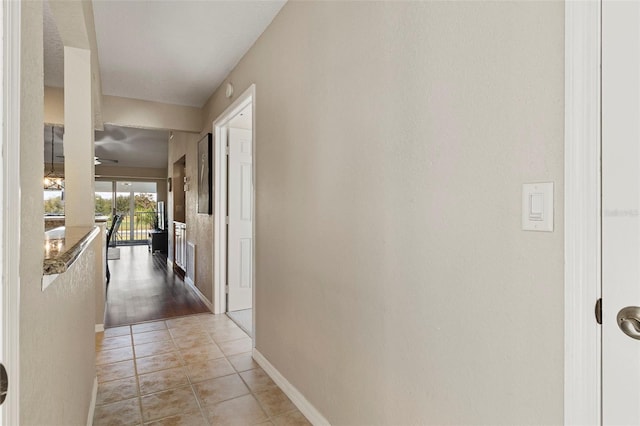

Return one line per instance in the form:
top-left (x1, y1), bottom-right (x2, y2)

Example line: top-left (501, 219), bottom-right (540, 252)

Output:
top-left (43, 225), bottom-right (100, 276)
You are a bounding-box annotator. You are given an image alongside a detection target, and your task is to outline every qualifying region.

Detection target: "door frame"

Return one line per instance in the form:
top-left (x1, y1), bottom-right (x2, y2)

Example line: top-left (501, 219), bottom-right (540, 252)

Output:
top-left (564, 0), bottom-right (601, 424)
top-left (212, 84), bottom-right (255, 323)
top-left (1, 0), bottom-right (21, 424)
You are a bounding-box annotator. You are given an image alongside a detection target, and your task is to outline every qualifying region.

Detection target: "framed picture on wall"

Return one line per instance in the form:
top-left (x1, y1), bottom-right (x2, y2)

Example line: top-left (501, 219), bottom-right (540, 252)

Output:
top-left (197, 133), bottom-right (212, 214)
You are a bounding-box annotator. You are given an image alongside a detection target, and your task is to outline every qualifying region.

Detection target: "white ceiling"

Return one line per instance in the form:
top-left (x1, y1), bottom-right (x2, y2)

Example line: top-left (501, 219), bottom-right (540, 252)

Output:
top-left (92, 0), bottom-right (286, 107)
top-left (43, 1), bottom-right (284, 169)
top-left (45, 1), bottom-right (286, 107)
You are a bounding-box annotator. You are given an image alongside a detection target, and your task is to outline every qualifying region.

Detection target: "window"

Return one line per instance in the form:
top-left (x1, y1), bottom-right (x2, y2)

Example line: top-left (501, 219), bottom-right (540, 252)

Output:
top-left (95, 181), bottom-right (113, 216)
top-left (44, 189), bottom-right (64, 215)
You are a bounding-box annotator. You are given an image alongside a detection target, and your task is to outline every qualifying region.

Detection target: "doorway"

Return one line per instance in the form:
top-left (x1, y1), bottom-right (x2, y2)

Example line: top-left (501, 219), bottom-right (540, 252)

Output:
top-left (95, 180), bottom-right (159, 245)
top-left (213, 85), bottom-right (255, 339)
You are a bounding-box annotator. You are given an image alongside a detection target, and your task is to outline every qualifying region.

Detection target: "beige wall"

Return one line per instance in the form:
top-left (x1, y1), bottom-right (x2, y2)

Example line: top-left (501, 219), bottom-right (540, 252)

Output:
top-left (168, 132), bottom-right (214, 302)
top-left (202, 2), bottom-right (564, 424)
top-left (95, 164), bottom-right (167, 180)
top-left (20, 2), bottom-right (97, 424)
top-left (95, 223), bottom-right (107, 326)
top-left (44, 86), bottom-right (202, 132)
top-left (167, 133), bottom-right (187, 262)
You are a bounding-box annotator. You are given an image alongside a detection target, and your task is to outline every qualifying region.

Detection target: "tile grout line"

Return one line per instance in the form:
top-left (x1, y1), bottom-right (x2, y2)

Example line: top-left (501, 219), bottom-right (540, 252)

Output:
top-left (97, 315), bottom-right (301, 426)
top-left (172, 321), bottom-right (256, 424)
top-left (129, 325), bottom-right (144, 426)
top-left (168, 324), bottom-right (212, 426)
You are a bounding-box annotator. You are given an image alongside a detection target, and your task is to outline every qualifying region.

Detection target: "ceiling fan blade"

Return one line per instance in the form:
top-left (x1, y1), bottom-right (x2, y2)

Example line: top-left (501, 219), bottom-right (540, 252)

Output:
top-left (58, 154), bottom-right (119, 164)
top-left (95, 126), bottom-right (126, 142)
top-left (99, 158), bottom-right (119, 164)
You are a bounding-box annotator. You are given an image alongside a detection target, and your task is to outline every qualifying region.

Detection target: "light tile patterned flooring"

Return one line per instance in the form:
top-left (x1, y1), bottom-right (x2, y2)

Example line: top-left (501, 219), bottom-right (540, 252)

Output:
top-left (94, 313), bottom-right (311, 426)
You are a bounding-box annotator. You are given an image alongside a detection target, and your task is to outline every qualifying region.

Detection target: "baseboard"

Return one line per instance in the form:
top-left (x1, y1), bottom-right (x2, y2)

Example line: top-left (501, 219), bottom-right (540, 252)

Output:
top-left (252, 349), bottom-right (329, 426)
top-left (167, 258), bottom-right (173, 269)
top-left (95, 324), bottom-right (104, 333)
top-left (86, 377), bottom-right (98, 426)
top-left (185, 278), bottom-right (214, 312)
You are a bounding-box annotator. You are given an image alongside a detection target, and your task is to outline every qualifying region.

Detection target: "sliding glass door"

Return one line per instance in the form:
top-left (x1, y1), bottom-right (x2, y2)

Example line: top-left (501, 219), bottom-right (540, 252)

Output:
top-left (116, 181), bottom-right (157, 243)
top-left (95, 180), bottom-right (158, 245)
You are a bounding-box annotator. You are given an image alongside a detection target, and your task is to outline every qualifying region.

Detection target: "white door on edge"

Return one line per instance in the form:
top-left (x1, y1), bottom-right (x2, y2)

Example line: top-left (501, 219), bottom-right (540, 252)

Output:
top-left (602, 1), bottom-right (640, 423)
top-left (227, 127), bottom-right (253, 312)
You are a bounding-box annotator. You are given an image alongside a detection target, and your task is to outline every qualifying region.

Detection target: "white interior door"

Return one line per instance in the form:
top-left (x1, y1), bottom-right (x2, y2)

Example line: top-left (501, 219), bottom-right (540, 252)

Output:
top-left (227, 127), bottom-right (253, 312)
top-left (602, 1), bottom-right (640, 423)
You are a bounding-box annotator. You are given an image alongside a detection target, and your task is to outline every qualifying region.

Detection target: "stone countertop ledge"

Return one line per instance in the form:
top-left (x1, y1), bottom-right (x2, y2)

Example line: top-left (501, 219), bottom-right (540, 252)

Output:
top-left (43, 225), bottom-right (100, 275)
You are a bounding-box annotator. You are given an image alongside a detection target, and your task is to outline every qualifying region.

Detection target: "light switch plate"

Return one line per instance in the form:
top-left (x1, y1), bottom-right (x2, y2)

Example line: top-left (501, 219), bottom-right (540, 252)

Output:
top-left (522, 182), bottom-right (553, 232)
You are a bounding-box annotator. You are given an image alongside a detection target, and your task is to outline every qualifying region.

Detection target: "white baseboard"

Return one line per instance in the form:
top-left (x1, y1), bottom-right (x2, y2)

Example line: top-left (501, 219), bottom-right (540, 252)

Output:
top-left (87, 377), bottom-right (98, 426)
top-left (252, 349), bottom-right (329, 426)
top-left (95, 324), bottom-right (104, 333)
top-left (185, 278), bottom-right (214, 312)
top-left (167, 258), bottom-right (173, 269)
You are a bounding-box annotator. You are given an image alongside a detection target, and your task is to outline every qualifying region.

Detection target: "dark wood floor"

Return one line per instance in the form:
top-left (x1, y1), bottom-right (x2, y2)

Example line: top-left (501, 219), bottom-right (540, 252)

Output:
top-left (104, 245), bottom-right (210, 327)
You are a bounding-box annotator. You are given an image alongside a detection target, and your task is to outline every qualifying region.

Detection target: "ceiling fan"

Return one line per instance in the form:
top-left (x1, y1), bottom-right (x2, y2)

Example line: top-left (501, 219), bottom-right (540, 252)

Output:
top-left (56, 154), bottom-right (119, 165)
top-left (94, 156), bottom-right (119, 165)
top-left (51, 125), bottom-right (120, 165)
top-left (95, 126), bottom-right (126, 142)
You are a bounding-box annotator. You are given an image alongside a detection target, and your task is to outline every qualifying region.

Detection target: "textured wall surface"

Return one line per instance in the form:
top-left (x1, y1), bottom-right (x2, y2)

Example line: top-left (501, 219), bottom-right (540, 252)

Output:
top-left (20, 2), bottom-right (97, 424)
top-left (201, 2), bottom-right (564, 424)
top-left (95, 223), bottom-right (106, 325)
top-left (168, 131), bottom-right (214, 302)
top-left (44, 86), bottom-right (203, 132)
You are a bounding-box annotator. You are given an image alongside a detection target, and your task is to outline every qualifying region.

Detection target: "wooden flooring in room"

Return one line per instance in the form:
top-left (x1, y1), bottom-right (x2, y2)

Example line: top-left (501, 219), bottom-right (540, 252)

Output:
top-left (104, 245), bottom-right (210, 327)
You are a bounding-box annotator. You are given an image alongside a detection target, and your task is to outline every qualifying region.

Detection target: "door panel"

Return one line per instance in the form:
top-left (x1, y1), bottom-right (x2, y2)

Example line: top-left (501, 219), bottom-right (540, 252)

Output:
top-left (227, 128), bottom-right (253, 311)
top-left (602, 1), bottom-right (640, 423)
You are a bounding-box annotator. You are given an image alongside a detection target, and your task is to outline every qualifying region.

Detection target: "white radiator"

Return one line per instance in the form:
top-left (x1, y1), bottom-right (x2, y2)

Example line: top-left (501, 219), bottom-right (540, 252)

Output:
top-left (186, 242), bottom-right (196, 285)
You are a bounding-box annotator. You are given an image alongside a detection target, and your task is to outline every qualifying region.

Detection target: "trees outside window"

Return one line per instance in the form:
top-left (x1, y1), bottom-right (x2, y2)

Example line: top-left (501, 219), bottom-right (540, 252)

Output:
top-left (44, 190), bottom-right (64, 215)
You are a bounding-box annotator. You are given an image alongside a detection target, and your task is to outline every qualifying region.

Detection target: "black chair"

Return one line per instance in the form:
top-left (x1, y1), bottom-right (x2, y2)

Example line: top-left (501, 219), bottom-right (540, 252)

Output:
top-left (106, 214), bottom-right (122, 285)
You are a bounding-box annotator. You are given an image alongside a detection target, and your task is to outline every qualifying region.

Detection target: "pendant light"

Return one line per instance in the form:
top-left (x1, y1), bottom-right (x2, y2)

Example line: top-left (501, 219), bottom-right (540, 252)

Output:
top-left (44, 126), bottom-right (64, 190)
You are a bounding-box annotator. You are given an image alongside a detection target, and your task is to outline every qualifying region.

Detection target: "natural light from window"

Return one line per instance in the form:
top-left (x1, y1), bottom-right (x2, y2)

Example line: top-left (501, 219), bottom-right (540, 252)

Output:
top-left (44, 189), bottom-right (64, 215)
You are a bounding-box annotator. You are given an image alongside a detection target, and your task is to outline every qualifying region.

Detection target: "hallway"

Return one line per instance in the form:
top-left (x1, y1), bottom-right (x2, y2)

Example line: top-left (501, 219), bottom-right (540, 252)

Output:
top-left (94, 313), bottom-right (310, 425)
top-left (105, 246), bottom-right (210, 327)
top-left (97, 246), bottom-right (309, 425)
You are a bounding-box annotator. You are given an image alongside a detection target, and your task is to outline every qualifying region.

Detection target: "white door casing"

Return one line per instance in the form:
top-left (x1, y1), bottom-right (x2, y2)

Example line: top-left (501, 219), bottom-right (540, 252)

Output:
top-left (1, 2), bottom-right (4, 420)
top-left (1, 1), bottom-right (21, 424)
top-left (227, 128), bottom-right (253, 312)
top-left (564, 1), bottom-right (601, 424)
top-left (602, 1), bottom-right (640, 423)
top-left (213, 84), bottom-right (255, 337)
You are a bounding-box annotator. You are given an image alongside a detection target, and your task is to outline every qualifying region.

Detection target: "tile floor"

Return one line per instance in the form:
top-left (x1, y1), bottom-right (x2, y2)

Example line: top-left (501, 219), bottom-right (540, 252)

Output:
top-left (94, 313), bottom-right (311, 426)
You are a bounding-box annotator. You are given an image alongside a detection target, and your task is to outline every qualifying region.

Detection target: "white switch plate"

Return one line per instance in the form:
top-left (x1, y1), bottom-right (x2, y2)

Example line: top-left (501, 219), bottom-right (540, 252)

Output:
top-left (522, 182), bottom-right (553, 232)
